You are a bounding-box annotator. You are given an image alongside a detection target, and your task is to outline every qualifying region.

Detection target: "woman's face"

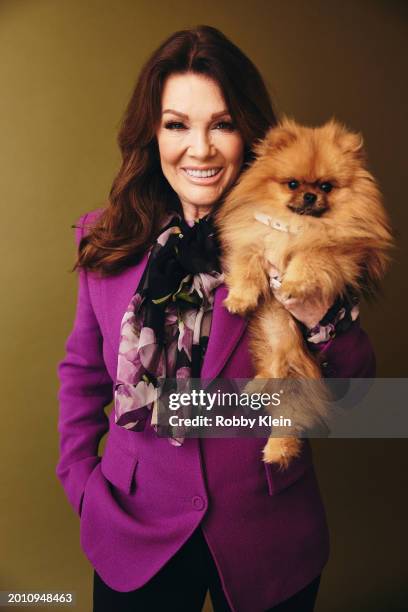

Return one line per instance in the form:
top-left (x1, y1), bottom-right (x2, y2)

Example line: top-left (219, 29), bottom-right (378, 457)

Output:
top-left (156, 72), bottom-right (245, 222)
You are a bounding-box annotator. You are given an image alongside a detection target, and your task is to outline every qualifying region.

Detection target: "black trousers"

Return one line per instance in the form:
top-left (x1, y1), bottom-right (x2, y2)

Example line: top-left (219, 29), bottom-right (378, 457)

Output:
top-left (93, 527), bottom-right (321, 612)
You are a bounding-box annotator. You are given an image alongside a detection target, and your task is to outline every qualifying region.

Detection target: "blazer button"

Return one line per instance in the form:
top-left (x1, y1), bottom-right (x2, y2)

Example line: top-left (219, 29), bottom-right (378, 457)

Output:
top-left (192, 495), bottom-right (205, 511)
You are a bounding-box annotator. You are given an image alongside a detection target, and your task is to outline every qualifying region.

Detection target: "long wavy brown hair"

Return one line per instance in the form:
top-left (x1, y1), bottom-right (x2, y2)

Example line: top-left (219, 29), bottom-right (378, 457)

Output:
top-left (75, 25), bottom-right (277, 276)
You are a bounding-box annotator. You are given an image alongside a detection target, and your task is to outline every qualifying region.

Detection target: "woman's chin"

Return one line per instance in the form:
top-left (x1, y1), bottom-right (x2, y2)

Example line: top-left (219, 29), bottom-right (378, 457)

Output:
top-left (181, 192), bottom-right (222, 211)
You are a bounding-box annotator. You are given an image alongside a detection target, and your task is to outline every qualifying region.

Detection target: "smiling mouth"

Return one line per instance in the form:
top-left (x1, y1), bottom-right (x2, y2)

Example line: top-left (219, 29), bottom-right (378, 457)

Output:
top-left (183, 167), bottom-right (222, 177)
top-left (182, 167), bottom-right (223, 184)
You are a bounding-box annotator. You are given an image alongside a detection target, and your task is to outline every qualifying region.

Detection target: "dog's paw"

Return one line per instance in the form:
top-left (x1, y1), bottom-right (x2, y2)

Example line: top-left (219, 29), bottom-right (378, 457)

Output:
top-left (223, 290), bottom-right (258, 315)
top-left (279, 277), bottom-right (314, 302)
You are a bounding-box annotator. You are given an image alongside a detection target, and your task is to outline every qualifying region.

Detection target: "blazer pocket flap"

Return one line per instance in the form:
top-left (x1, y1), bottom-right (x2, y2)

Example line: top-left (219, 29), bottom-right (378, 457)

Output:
top-left (265, 443), bottom-right (313, 495)
top-left (101, 440), bottom-right (138, 494)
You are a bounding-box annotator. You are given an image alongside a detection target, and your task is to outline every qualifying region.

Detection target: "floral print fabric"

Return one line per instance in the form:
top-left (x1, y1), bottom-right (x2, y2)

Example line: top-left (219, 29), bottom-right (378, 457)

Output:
top-left (114, 214), bottom-right (224, 445)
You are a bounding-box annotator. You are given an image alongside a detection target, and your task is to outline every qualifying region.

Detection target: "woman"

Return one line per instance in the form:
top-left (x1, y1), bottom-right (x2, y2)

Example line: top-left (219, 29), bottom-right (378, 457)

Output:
top-left (56, 26), bottom-right (375, 612)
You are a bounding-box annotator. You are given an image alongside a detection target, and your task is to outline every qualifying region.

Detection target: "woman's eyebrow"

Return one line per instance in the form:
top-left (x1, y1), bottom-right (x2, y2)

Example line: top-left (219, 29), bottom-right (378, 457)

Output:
top-left (162, 109), bottom-right (230, 119)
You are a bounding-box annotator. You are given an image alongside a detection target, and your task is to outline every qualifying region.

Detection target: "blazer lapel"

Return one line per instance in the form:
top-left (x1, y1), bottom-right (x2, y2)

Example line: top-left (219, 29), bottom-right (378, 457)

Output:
top-left (201, 285), bottom-right (248, 380)
top-left (100, 252), bottom-right (150, 355)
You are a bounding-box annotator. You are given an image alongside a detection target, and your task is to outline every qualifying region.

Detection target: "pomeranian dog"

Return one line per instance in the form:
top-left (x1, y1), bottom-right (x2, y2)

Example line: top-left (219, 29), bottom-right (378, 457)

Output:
top-left (215, 118), bottom-right (393, 467)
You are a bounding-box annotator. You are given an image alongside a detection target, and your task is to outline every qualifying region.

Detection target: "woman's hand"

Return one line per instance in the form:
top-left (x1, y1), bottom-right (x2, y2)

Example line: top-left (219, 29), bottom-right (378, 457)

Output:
top-left (268, 264), bottom-right (332, 329)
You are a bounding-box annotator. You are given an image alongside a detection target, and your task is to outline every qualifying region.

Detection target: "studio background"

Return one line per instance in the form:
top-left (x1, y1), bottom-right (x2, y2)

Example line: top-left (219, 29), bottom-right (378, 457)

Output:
top-left (1, 1), bottom-right (407, 610)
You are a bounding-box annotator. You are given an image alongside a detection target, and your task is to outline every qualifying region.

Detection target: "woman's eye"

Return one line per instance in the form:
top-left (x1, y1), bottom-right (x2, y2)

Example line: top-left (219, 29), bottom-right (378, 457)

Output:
top-left (214, 121), bottom-right (235, 131)
top-left (288, 180), bottom-right (299, 190)
top-left (163, 120), bottom-right (235, 132)
top-left (164, 121), bottom-right (185, 130)
top-left (319, 182), bottom-right (333, 193)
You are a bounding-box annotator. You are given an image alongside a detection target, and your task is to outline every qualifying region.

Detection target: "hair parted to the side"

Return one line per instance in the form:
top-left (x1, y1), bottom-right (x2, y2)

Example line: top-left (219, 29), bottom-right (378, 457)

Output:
top-left (74, 24), bottom-right (277, 276)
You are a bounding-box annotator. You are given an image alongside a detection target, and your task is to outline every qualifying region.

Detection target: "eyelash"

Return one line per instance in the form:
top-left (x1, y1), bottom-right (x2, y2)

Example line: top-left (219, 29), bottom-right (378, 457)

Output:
top-left (164, 121), bottom-right (236, 132)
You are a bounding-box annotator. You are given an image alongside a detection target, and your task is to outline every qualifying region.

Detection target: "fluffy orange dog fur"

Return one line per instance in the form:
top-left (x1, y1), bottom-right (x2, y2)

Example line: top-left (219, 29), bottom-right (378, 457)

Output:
top-left (215, 118), bottom-right (393, 467)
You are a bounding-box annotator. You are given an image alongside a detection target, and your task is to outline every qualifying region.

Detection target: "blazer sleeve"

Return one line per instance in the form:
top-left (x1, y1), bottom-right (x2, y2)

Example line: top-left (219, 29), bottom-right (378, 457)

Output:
top-left (56, 212), bottom-right (113, 516)
top-left (315, 317), bottom-right (376, 378)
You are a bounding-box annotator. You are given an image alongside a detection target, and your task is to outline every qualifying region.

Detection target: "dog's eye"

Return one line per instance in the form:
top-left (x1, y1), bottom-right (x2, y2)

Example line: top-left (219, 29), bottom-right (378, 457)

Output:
top-left (288, 180), bottom-right (299, 190)
top-left (319, 182), bottom-right (333, 193)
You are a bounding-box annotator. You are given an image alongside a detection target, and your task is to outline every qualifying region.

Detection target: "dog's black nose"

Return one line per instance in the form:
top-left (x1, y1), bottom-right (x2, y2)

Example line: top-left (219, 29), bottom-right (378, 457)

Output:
top-left (304, 192), bottom-right (317, 204)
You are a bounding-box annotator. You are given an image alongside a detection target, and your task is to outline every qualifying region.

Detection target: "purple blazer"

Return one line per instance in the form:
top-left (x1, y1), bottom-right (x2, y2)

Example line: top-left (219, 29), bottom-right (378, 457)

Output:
top-left (56, 208), bottom-right (376, 611)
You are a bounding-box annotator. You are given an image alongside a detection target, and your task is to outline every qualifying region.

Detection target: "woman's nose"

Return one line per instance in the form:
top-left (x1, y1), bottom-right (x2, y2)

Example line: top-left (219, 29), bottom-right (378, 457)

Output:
top-left (188, 130), bottom-right (215, 158)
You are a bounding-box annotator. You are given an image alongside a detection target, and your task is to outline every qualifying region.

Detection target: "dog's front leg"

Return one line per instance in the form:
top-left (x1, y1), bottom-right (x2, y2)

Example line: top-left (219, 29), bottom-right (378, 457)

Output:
top-left (223, 248), bottom-right (268, 315)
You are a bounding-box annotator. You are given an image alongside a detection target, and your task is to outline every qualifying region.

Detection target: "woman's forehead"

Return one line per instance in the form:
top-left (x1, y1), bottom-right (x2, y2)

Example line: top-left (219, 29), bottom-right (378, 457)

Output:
top-left (161, 73), bottom-right (228, 118)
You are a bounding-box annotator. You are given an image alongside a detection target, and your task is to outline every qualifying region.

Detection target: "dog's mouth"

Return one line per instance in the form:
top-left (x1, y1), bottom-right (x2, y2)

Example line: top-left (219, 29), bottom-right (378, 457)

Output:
top-left (287, 203), bottom-right (329, 217)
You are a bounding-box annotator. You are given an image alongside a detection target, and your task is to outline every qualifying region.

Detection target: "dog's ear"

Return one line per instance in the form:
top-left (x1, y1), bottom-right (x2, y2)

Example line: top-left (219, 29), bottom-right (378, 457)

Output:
top-left (325, 118), bottom-right (365, 158)
top-left (339, 131), bottom-right (364, 157)
top-left (253, 117), bottom-right (298, 157)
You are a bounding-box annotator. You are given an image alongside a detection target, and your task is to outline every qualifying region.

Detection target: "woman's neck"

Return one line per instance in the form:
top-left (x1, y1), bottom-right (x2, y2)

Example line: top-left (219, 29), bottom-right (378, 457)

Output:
top-left (181, 202), bottom-right (214, 224)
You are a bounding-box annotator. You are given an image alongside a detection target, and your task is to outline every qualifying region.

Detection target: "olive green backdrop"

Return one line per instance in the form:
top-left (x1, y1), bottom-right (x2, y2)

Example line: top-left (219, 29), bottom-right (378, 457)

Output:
top-left (1, 1), bottom-right (407, 610)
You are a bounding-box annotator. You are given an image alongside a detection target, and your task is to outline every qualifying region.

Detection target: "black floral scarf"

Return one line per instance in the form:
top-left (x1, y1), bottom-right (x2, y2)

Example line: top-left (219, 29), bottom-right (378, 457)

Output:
top-left (114, 213), bottom-right (224, 444)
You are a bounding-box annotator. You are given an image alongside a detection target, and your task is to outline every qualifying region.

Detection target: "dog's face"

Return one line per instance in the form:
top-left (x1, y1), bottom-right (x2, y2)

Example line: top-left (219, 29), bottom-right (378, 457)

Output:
top-left (253, 118), bottom-right (366, 218)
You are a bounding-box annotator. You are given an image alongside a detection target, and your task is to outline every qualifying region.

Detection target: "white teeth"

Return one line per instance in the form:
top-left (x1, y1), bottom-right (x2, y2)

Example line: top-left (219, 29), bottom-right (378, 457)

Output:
top-left (185, 168), bottom-right (220, 178)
